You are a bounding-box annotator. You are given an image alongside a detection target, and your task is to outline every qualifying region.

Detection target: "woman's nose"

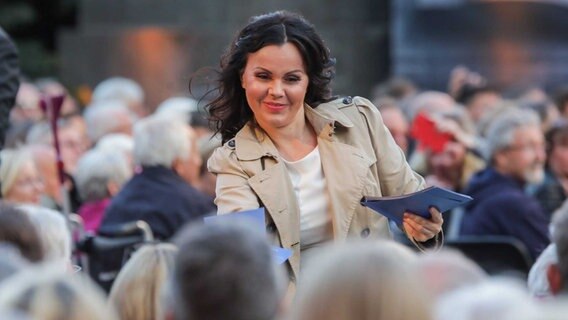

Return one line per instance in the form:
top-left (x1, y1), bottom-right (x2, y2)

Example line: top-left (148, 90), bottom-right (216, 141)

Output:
top-left (268, 81), bottom-right (283, 97)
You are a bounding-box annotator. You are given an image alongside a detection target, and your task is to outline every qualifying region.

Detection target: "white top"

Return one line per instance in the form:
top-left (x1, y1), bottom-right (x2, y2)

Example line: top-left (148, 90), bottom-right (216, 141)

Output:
top-left (282, 146), bottom-right (332, 257)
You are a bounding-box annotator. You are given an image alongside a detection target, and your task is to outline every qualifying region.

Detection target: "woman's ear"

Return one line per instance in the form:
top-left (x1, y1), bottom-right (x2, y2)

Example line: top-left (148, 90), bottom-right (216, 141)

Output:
top-left (547, 263), bottom-right (564, 295)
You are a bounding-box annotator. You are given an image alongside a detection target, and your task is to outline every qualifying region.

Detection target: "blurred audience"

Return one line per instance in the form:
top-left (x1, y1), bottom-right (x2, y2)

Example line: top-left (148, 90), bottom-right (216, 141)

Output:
top-left (92, 77), bottom-right (147, 118)
top-left (528, 243), bottom-right (557, 299)
top-left (375, 97), bottom-right (410, 155)
top-left (294, 240), bottom-right (431, 320)
top-left (414, 249), bottom-right (487, 299)
top-left (547, 200), bottom-right (568, 296)
top-left (460, 108), bottom-right (550, 259)
top-left (169, 219), bottom-right (285, 320)
top-left (0, 202), bottom-right (44, 263)
top-left (100, 114), bottom-right (214, 240)
top-left (0, 148), bottom-right (44, 205)
top-left (0, 266), bottom-right (118, 320)
top-left (533, 121), bottom-right (568, 218)
top-left (83, 100), bottom-right (134, 144)
top-left (75, 149), bottom-right (132, 233)
top-left (109, 243), bottom-right (177, 320)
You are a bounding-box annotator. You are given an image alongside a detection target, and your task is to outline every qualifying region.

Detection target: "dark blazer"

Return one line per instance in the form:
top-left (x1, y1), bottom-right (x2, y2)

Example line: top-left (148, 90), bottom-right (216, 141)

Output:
top-left (460, 167), bottom-right (550, 259)
top-left (100, 165), bottom-right (215, 240)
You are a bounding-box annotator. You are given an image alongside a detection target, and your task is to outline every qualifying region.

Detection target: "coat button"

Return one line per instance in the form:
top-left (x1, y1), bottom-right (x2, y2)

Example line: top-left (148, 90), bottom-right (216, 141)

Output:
top-left (360, 228), bottom-right (370, 238)
top-left (227, 140), bottom-right (235, 148)
top-left (342, 96), bottom-right (352, 104)
top-left (266, 223), bottom-right (277, 233)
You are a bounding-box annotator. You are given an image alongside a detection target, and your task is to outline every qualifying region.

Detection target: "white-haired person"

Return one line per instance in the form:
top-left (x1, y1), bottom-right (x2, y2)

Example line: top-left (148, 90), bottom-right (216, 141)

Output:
top-left (17, 205), bottom-right (73, 272)
top-left (99, 114), bottom-right (215, 240)
top-left (0, 266), bottom-right (118, 320)
top-left (75, 149), bottom-right (132, 233)
top-left (109, 243), bottom-right (177, 320)
top-left (436, 278), bottom-right (539, 320)
top-left (460, 107), bottom-right (550, 260)
top-left (83, 100), bottom-right (135, 145)
top-left (95, 133), bottom-right (134, 170)
top-left (0, 148), bottom-right (44, 205)
top-left (293, 240), bottom-right (432, 320)
top-left (415, 249), bottom-right (487, 299)
top-left (92, 77), bottom-right (146, 118)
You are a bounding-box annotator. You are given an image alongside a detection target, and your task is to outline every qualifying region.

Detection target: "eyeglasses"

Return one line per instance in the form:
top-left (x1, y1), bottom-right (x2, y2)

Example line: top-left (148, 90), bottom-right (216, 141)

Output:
top-left (505, 142), bottom-right (546, 153)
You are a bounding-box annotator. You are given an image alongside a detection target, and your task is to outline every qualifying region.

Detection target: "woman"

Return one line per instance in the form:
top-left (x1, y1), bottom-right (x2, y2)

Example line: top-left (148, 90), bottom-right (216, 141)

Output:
top-left (109, 243), bottom-right (178, 320)
top-left (0, 148), bottom-right (44, 205)
top-left (207, 11), bottom-right (443, 283)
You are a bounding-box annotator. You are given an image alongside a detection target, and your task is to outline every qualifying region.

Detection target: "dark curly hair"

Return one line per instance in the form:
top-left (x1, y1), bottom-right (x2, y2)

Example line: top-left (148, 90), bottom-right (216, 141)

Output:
top-left (207, 11), bottom-right (336, 143)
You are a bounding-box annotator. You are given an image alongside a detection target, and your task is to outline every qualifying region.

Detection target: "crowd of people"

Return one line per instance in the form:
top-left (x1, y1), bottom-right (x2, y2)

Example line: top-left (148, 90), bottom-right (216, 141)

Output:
top-left (1, 9), bottom-right (568, 320)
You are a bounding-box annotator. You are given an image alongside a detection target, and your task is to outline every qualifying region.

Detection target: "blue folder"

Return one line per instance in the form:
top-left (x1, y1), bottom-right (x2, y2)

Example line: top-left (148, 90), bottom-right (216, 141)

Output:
top-left (361, 186), bottom-right (473, 225)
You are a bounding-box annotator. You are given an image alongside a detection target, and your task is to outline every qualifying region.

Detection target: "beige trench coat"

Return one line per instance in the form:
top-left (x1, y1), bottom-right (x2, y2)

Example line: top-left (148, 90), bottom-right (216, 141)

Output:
top-left (208, 96), bottom-right (425, 283)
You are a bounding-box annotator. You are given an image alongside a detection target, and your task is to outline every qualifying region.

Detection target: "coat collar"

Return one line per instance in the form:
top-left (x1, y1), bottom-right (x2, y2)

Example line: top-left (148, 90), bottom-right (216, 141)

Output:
top-left (234, 102), bottom-right (354, 161)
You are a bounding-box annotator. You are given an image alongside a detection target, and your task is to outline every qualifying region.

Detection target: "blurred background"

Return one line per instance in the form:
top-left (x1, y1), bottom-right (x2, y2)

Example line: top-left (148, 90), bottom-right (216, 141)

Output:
top-left (1, 0), bottom-right (568, 110)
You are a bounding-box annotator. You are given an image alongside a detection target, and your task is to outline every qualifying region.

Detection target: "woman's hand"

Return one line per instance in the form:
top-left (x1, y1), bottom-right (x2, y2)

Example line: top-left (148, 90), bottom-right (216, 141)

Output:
top-left (402, 207), bottom-right (443, 242)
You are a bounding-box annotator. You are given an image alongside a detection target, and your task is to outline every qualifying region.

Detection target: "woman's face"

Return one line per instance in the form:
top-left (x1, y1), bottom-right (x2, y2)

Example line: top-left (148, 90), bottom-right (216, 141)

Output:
top-left (4, 160), bottom-right (44, 205)
top-left (241, 42), bottom-right (309, 132)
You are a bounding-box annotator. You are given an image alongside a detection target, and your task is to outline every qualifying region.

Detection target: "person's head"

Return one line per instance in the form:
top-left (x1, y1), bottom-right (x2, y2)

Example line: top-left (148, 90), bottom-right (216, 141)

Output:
top-left (0, 149), bottom-right (44, 205)
top-left (553, 85), bottom-right (568, 118)
top-left (294, 240), bottom-right (431, 320)
top-left (92, 77), bottom-right (146, 118)
top-left (83, 100), bottom-right (134, 144)
top-left (109, 243), bottom-right (178, 320)
top-left (544, 121), bottom-right (568, 181)
top-left (155, 96), bottom-right (198, 124)
top-left (207, 10), bottom-right (335, 143)
top-left (436, 278), bottom-right (538, 320)
top-left (171, 220), bottom-right (284, 320)
top-left (484, 108), bottom-right (545, 185)
top-left (17, 205), bottom-right (72, 271)
top-left (0, 243), bottom-right (30, 283)
top-left (10, 82), bottom-right (43, 124)
top-left (75, 149), bottom-right (132, 203)
top-left (405, 90), bottom-right (456, 121)
top-left (455, 84), bottom-right (502, 124)
top-left (415, 249), bottom-right (487, 299)
top-left (133, 114), bottom-right (191, 170)
top-left (0, 266), bottom-right (118, 320)
top-left (0, 202), bottom-right (44, 263)
top-left (26, 145), bottom-right (61, 205)
top-left (95, 133), bottom-right (134, 170)
top-left (548, 201), bottom-right (568, 295)
top-left (375, 97), bottom-right (409, 154)
top-left (34, 78), bottom-right (79, 116)
top-left (171, 125), bottom-right (202, 187)
top-left (528, 243), bottom-right (558, 298)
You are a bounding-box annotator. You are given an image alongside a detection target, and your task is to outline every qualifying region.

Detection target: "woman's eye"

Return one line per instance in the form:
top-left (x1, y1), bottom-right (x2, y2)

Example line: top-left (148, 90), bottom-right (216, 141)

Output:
top-left (285, 76), bottom-right (300, 83)
top-left (255, 73), bottom-right (270, 80)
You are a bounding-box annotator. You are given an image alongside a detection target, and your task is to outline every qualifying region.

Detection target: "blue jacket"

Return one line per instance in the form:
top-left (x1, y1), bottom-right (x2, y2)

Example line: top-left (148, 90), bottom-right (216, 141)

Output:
top-left (101, 166), bottom-right (215, 240)
top-left (460, 167), bottom-right (550, 259)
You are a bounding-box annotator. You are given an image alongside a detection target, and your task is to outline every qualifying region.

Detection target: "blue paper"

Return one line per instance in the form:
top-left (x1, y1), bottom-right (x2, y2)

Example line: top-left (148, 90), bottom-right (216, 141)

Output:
top-left (361, 186), bottom-right (473, 225)
top-left (272, 247), bottom-right (293, 265)
top-left (204, 207), bottom-right (265, 230)
top-left (204, 208), bottom-right (292, 264)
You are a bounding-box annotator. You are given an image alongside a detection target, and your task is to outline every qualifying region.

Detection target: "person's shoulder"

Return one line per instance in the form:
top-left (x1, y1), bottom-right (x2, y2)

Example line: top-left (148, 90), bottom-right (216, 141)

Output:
top-left (317, 96), bottom-right (376, 110)
top-left (207, 139), bottom-right (240, 174)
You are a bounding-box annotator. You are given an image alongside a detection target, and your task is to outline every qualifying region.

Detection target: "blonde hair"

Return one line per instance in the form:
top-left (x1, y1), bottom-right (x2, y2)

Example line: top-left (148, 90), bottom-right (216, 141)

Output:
top-left (294, 240), bottom-right (432, 320)
top-left (0, 266), bottom-right (118, 320)
top-left (109, 243), bottom-right (178, 320)
top-left (0, 148), bottom-right (34, 197)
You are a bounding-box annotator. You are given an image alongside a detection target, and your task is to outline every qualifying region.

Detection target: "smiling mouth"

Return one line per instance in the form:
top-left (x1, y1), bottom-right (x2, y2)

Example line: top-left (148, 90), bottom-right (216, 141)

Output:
top-left (263, 102), bottom-right (287, 111)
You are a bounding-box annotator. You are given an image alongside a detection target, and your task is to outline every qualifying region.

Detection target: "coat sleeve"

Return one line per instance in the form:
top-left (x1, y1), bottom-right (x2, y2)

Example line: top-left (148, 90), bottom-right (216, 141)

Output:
top-left (352, 96), bottom-right (425, 196)
top-left (207, 144), bottom-right (260, 214)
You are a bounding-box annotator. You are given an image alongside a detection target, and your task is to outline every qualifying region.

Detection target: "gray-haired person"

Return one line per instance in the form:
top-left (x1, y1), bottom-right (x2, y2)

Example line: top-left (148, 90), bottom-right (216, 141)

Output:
top-left (460, 107), bottom-right (550, 260)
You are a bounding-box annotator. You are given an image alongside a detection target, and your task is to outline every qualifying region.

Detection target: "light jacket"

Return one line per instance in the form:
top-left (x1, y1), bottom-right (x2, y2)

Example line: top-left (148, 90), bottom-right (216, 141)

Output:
top-left (208, 96), bottom-right (425, 283)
